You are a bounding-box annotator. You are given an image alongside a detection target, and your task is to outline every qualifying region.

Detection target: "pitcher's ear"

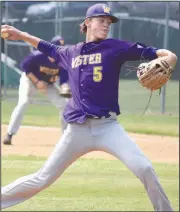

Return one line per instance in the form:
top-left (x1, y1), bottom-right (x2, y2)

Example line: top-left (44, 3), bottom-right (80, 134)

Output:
top-left (85, 18), bottom-right (92, 28)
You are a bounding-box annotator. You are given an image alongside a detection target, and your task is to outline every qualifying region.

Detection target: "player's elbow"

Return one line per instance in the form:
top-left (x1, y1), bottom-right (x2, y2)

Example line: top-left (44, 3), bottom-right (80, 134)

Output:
top-left (169, 52), bottom-right (178, 68)
top-left (157, 49), bottom-right (177, 59)
top-left (171, 53), bottom-right (178, 63)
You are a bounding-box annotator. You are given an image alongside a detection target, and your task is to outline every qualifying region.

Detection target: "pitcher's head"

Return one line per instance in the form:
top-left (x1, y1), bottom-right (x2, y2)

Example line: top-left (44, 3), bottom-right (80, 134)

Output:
top-left (80, 3), bottom-right (119, 40)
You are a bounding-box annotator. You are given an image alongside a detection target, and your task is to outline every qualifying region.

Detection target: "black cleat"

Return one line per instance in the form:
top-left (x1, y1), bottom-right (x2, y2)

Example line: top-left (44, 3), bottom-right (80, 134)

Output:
top-left (3, 134), bottom-right (13, 145)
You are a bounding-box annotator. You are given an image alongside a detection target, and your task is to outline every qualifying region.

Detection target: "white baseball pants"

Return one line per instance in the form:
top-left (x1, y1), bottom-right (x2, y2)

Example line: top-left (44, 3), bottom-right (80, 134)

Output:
top-left (7, 73), bottom-right (68, 134)
top-left (2, 114), bottom-right (173, 211)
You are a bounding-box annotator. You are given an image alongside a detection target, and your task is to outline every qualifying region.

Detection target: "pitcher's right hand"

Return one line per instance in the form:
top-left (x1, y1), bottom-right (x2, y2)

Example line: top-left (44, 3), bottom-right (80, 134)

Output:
top-left (1, 25), bottom-right (24, 41)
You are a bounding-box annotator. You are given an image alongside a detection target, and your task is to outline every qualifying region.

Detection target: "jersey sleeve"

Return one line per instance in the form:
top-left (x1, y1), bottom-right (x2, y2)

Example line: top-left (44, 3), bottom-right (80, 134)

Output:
top-left (37, 40), bottom-right (69, 71)
top-left (123, 41), bottom-right (158, 61)
top-left (114, 39), bottom-right (158, 62)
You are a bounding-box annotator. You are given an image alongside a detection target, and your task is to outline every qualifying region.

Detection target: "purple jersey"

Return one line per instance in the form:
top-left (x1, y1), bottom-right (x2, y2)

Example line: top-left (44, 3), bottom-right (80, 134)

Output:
top-left (20, 50), bottom-right (68, 85)
top-left (38, 38), bottom-right (158, 123)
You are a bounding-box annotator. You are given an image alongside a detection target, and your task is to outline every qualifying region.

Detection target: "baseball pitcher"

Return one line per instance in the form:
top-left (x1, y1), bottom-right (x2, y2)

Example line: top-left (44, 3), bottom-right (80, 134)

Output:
top-left (3, 36), bottom-right (71, 145)
top-left (1, 3), bottom-right (177, 211)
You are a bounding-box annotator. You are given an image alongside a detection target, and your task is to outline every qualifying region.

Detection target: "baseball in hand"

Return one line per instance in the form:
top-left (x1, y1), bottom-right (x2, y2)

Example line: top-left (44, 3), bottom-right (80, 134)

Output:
top-left (1, 32), bottom-right (9, 39)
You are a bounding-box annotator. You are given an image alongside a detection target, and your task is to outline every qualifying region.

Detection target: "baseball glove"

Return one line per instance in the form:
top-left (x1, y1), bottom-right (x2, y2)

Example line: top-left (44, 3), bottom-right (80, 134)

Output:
top-left (137, 58), bottom-right (173, 91)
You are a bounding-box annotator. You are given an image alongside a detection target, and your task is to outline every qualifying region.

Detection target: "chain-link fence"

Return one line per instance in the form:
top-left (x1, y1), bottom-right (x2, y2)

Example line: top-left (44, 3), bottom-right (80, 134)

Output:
top-left (1, 2), bottom-right (179, 115)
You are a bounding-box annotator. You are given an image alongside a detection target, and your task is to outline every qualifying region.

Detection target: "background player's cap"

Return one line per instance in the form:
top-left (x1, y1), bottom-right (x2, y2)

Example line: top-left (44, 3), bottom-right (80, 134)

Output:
top-left (85, 3), bottom-right (119, 23)
top-left (51, 35), bottom-right (65, 46)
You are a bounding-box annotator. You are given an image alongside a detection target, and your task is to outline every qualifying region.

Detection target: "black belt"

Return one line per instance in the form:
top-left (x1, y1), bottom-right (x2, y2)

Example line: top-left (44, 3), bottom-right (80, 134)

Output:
top-left (86, 114), bottom-right (111, 119)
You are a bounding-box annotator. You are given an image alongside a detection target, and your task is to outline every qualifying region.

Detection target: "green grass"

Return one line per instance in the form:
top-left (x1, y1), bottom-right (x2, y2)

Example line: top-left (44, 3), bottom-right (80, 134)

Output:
top-left (118, 113), bottom-right (179, 136)
top-left (2, 99), bottom-right (178, 136)
top-left (2, 155), bottom-right (179, 211)
top-left (2, 79), bottom-right (179, 114)
top-left (2, 100), bottom-right (61, 127)
top-left (119, 79), bottom-right (179, 114)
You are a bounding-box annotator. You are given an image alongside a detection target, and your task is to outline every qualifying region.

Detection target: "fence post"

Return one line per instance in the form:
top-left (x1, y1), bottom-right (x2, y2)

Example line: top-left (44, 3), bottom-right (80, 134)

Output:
top-left (58, 2), bottom-right (63, 35)
top-left (107, 2), bottom-right (114, 38)
top-left (55, 3), bottom-right (59, 35)
top-left (3, 1), bottom-right (9, 97)
top-left (160, 2), bottom-right (169, 114)
top-left (55, 2), bottom-right (63, 36)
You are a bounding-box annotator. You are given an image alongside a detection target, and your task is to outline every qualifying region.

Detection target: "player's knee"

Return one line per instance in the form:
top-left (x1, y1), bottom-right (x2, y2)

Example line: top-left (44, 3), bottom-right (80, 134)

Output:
top-left (40, 179), bottom-right (53, 189)
top-left (34, 173), bottom-right (54, 190)
top-left (37, 181), bottom-right (49, 190)
top-left (135, 163), bottom-right (153, 178)
top-left (142, 164), bottom-right (154, 175)
top-left (18, 99), bottom-right (29, 108)
top-left (137, 163), bottom-right (155, 182)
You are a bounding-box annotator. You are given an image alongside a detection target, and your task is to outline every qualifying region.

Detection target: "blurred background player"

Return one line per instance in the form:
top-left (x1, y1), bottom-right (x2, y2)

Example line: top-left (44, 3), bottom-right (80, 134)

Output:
top-left (3, 35), bottom-right (71, 145)
top-left (51, 36), bottom-right (71, 98)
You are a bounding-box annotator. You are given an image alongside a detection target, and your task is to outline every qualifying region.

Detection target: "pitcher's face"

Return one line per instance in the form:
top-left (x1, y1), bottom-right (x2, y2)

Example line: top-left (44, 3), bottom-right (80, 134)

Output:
top-left (86, 16), bottom-right (112, 40)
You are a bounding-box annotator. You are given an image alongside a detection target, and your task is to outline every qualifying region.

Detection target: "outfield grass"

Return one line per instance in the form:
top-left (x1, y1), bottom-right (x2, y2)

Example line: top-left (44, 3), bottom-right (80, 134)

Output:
top-left (118, 114), bottom-right (178, 136)
top-left (2, 99), bottom-right (178, 136)
top-left (2, 155), bottom-right (179, 211)
top-left (119, 79), bottom-right (179, 114)
top-left (2, 79), bottom-right (179, 114)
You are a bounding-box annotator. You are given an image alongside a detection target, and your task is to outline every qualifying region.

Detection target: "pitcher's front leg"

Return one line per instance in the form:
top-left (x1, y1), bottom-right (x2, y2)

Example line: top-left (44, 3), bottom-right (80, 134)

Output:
top-left (97, 121), bottom-right (173, 211)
